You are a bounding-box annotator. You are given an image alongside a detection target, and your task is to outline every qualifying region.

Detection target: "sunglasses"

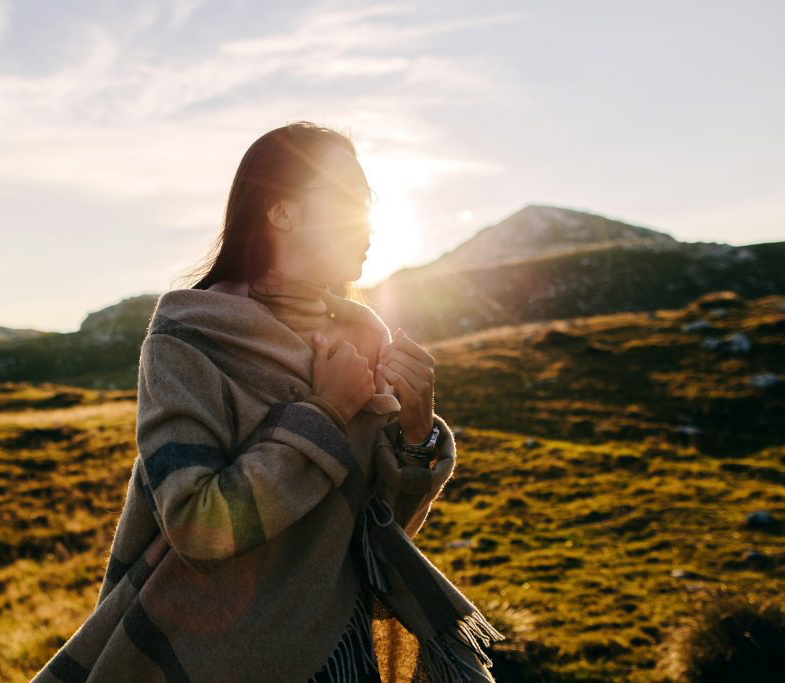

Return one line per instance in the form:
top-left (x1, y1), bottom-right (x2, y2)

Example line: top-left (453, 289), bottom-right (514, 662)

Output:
top-left (298, 183), bottom-right (379, 210)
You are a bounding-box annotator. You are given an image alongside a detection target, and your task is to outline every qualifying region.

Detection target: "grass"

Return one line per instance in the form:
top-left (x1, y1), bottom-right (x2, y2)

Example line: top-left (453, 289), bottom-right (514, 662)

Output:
top-left (1, 290), bottom-right (784, 681)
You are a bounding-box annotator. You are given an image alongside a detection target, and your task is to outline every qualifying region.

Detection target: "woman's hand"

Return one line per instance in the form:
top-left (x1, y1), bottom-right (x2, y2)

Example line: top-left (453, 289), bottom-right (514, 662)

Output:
top-left (376, 328), bottom-right (435, 444)
top-left (312, 332), bottom-right (376, 426)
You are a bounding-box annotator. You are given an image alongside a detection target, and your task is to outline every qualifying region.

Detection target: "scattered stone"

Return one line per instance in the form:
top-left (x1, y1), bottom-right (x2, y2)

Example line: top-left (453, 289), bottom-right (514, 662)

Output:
top-left (675, 425), bottom-right (702, 436)
top-left (748, 373), bottom-right (784, 389)
top-left (701, 332), bottom-right (752, 353)
top-left (745, 510), bottom-right (779, 530)
top-left (683, 319), bottom-right (712, 332)
top-left (671, 568), bottom-right (713, 581)
top-left (446, 539), bottom-right (473, 549)
top-left (747, 373), bottom-right (785, 396)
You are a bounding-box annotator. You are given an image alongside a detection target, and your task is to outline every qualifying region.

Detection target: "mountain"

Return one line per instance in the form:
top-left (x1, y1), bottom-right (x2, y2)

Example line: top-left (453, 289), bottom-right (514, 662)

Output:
top-left (0, 326), bottom-right (51, 344)
top-left (0, 295), bottom-right (158, 389)
top-left (422, 203), bottom-right (678, 274)
top-left (363, 203), bottom-right (785, 342)
top-left (1, 204), bottom-right (783, 388)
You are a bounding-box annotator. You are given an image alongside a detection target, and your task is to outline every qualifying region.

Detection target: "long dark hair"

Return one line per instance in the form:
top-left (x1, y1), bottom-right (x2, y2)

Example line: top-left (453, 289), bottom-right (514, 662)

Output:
top-left (174, 121), bottom-right (367, 303)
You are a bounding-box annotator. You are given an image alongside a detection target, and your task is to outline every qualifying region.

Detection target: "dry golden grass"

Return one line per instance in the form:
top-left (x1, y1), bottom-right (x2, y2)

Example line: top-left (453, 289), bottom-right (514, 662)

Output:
top-left (2, 291), bottom-right (784, 682)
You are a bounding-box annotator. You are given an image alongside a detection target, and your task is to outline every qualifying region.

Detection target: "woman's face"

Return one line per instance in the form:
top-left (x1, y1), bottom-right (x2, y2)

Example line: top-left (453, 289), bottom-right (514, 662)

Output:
top-left (271, 143), bottom-right (374, 285)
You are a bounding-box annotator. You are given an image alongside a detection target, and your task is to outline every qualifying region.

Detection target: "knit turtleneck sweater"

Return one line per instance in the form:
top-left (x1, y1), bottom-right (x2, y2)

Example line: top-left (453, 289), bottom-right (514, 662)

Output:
top-left (248, 267), bottom-right (386, 407)
top-left (247, 267), bottom-right (337, 349)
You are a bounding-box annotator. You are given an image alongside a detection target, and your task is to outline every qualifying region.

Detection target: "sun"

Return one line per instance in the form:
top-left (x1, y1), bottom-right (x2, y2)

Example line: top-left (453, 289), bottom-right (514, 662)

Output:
top-left (356, 157), bottom-right (425, 287)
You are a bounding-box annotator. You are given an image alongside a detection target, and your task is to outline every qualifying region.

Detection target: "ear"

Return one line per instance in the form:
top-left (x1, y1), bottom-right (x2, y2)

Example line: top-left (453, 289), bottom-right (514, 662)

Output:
top-left (266, 197), bottom-right (295, 232)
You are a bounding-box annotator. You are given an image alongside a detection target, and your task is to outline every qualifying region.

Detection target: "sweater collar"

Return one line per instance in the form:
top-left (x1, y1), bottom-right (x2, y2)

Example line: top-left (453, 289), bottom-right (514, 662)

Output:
top-left (247, 267), bottom-right (344, 348)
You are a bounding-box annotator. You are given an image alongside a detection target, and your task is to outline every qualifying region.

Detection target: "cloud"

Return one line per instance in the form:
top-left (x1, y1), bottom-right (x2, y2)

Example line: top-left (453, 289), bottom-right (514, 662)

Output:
top-left (0, 0), bottom-right (11, 43)
top-left (0, 2), bottom-right (522, 230)
top-left (170, 0), bottom-right (209, 29)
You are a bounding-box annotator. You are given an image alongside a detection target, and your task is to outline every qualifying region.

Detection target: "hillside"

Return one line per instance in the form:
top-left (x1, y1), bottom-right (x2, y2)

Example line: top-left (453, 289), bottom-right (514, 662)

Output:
top-left (1, 290), bottom-right (783, 681)
top-left (0, 295), bottom-right (157, 389)
top-left (421, 204), bottom-right (678, 274)
top-left (0, 327), bottom-right (51, 344)
top-left (365, 240), bottom-right (785, 343)
top-left (1, 204), bottom-right (782, 389)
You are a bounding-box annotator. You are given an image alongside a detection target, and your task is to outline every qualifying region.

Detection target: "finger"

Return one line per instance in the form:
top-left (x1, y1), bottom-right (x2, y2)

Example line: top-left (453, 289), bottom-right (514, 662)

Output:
top-left (380, 330), bottom-right (434, 368)
top-left (380, 348), bottom-right (434, 382)
top-left (376, 364), bottom-right (418, 403)
top-left (383, 358), bottom-right (431, 394)
top-left (313, 332), bottom-right (326, 362)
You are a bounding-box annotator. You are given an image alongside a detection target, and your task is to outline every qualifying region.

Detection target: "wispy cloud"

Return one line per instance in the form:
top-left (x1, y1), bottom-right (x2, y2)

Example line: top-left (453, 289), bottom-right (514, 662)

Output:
top-left (0, 1), bottom-right (521, 229)
top-left (0, 0), bottom-right (12, 43)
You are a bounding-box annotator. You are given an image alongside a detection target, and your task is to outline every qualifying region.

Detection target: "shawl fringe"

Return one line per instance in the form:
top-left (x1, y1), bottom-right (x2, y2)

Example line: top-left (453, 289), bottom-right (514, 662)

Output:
top-left (358, 492), bottom-right (505, 683)
top-left (307, 587), bottom-right (380, 683)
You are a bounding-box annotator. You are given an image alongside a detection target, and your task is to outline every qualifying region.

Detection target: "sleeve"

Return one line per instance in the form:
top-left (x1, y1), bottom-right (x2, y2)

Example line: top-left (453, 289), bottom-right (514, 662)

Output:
top-left (135, 333), bottom-right (355, 573)
top-left (372, 412), bottom-right (456, 538)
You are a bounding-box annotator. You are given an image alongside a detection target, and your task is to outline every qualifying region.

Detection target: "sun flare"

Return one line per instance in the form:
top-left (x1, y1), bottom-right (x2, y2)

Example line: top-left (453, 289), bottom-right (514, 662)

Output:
top-left (357, 157), bottom-right (426, 287)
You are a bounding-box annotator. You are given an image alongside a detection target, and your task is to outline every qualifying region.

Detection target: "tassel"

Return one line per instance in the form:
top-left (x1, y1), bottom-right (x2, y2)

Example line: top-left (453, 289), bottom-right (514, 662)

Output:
top-left (421, 611), bottom-right (506, 683)
top-left (454, 610), bottom-right (506, 669)
top-left (357, 488), bottom-right (505, 682)
top-left (306, 588), bottom-right (380, 683)
top-left (422, 632), bottom-right (473, 683)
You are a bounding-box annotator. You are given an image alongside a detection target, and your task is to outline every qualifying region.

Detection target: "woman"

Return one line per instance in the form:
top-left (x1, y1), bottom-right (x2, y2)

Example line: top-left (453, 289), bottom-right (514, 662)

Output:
top-left (31, 122), bottom-right (503, 683)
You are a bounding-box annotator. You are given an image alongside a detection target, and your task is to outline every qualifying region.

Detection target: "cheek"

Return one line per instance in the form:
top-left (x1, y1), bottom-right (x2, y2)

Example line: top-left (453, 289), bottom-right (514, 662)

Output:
top-left (298, 205), bottom-right (366, 265)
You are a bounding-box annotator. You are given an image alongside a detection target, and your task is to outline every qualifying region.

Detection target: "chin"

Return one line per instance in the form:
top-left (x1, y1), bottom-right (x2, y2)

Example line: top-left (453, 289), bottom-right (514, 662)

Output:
top-left (345, 262), bottom-right (365, 282)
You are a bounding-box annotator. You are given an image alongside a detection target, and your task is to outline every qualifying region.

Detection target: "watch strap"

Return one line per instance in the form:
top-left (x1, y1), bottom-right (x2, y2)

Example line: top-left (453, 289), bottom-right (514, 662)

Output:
top-left (397, 422), bottom-right (439, 462)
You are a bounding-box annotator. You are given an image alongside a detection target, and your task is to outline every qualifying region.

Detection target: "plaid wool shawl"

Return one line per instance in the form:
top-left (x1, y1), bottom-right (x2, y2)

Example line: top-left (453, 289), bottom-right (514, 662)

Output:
top-left (31, 279), bottom-right (504, 683)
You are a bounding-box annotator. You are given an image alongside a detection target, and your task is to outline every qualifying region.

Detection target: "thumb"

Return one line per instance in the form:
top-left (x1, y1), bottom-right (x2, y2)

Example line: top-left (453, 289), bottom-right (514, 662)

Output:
top-left (313, 331), bottom-right (326, 362)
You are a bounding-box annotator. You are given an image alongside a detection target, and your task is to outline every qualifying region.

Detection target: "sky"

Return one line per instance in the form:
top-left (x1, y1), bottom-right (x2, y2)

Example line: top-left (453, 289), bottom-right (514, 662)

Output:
top-left (1, 0), bottom-right (782, 333)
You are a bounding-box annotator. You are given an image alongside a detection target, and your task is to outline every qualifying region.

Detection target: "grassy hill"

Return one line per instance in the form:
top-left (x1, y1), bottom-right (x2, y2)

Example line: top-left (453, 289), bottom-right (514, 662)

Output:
top-left (1, 290), bottom-right (783, 681)
top-left (365, 240), bottom-right (785, 343)
top-left (0, 295), bottom-right (157, 389)
top-left (1, 203), bottom-right (783, 391)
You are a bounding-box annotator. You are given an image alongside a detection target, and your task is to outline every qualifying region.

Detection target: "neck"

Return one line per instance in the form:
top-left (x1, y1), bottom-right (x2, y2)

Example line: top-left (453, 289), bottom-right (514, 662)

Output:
top-left (247, 267), bottom-right (337, 348)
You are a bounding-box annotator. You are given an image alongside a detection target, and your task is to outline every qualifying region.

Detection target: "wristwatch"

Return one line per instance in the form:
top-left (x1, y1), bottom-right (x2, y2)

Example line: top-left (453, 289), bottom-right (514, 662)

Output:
top-left (396, 422), bottom-right (440, 462)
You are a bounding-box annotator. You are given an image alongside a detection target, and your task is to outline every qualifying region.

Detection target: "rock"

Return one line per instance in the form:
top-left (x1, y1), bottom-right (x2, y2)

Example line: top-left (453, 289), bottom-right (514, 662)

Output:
top-left (671, 568), bottom-right (713, 581)
top-left (745, 510), bottom-right (778, 530)
top-left (683, 319), bottom-right (713, 332)
top-left (748, 373), bottom-right (784, 388)
top-left (702, 332), bottom-right (752, 353)
top-left (676, 425), bottom-right (702, 436)
top-left (748, 373), bottom-right (785, 396)
top-left (446, 539), bottom-right (473, 549)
